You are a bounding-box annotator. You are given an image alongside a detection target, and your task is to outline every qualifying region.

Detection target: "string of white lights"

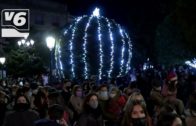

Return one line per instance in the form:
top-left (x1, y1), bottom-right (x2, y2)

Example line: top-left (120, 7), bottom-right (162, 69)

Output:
top-left (185, 58), bottom-right (196, 69)
top-left (118, 25), bottom-right (126, 77)
top-left (58, 44), bottom-right (64, 78)
top-left (106, 18), bottom-right (114, 78)
top-left (83, 16), bottom-right (93, 79)
top-left (125, 32), bottom-right (132, 73)
top-left (64, 24), bottom-right (73, 35)
top-left (55, 43), bottom-right (60, 77)
top-left (69, 16), bottom-right (83, 78)
top-left (55, 42), bottom-right (64, 78)
top-left (56, 25), bottom-right (74, 78)
top-left (94, 11), bottom-right (104, 80)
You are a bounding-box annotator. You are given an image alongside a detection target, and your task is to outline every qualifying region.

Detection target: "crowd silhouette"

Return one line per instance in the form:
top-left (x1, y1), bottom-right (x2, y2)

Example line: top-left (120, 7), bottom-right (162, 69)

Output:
top-left (0, 65), bottom-right (196, 126)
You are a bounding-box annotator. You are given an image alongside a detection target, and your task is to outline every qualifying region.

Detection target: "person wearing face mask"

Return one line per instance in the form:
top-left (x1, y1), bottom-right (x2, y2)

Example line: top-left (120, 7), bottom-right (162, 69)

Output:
top-left (61, 81), bottom-right (72, 106)
top-left (69, 85), bottom-right (84, 124)
top-left (121, 100), bottom-right (152, 126)
top-left (106, 87), bottom-right (126, 126)
top-left (97, 84), bottom-right (111, 122)
top-left (78, 93), bottom-right (103, 126)
top-left (3, 95), bottom-right (39, 126)
top-left (150, 79), bottom-right (163, 105)
top-left (149, 79), bottom-right (164, 124)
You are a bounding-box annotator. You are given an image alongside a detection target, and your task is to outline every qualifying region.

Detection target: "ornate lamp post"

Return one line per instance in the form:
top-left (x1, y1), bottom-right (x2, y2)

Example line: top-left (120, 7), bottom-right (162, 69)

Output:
top-left (46, 36), bottom-right (55, 84)
top-left (0, 57), bottom-right (6, 79)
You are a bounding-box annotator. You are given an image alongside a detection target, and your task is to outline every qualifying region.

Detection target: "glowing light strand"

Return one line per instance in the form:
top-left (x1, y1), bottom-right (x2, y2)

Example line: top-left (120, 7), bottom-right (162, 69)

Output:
top-left (106, 18), bottom-right (114, 78)
top-left (118, 25), bottom-right (126, 77)
top-left (55, 44), bottom-right (60, 77)
top-left (58, 45), bottom-right (64, 77)
top-left (64, 24), bottom-right (73, 35)
top-left (185, 58), bottom-right (196, 69)
top-left (97, 16), bottom-right (104, 80)
top-left (56, 25), bottom-right (74, 78)
top-left (125, 32), bottom-right (132, 73)
top-left (55, 42), bottom-right (64, 78)
top-left (83, 16), bottom-right (93, 79)
top-left (69, 16), bottom-right (83, 78)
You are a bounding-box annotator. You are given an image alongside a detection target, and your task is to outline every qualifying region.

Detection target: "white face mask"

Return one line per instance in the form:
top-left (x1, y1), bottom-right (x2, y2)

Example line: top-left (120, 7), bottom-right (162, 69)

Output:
top-left (89, 100), bottom-right (98, 109)
top-left (99, 91), bottom-right (109, 100)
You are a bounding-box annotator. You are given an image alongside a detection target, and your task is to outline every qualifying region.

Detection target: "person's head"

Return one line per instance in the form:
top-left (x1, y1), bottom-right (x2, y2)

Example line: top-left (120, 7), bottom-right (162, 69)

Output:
top-left (124, 87), bottom-right (132, 97)
top-left (83, 93), bottom-right (99, 110)
top-left (48, 91), bottom-right (65, 107)
top-left (11, 84), bottom-right (19, 96)
top-left (14, 95), bottom-right (30, 111)
top-left (167, 72), bottom-right (178, 93)
top-left (63, 81), bottom-right (72, 91)
top-left (124, 91), bottom-right (145, 111)
top-left (159, 104), bottom-right (176, 117)
top-left (131, 102), bottom-right (146, 119)
top-left (48, 104), bottom-right (64, 120)
top-left (16, 95), bottom-right (28, 103)
top-left (157, 113), bottom-right (182, 126)
top-left (72, 85), bottom-right (83, 97)
top-left (109, 87), bottom-right (120, 99)
top-left (34, 89), bottom-right (48, 108)
top-left (151, 79), bottom-right (162, 92)
top-left (98, 84), bottom-right (109, 100)
top-left (129, 91), bottom-right (144, 101)
top-left (123, 100), bottom-right (149, 126)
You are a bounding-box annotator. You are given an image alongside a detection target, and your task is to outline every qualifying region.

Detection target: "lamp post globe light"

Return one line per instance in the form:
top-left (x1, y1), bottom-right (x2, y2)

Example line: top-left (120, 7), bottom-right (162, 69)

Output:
top-left (46, 36), bottom-right (55, 50)
top-left (18, 39), bottom-right (34, 47)
top-left (0, 57), bottom-right (6, 65)
top-left (46, 36), bottom-right (55, 84)
top-left (0, 57), bottom-right (6, 79)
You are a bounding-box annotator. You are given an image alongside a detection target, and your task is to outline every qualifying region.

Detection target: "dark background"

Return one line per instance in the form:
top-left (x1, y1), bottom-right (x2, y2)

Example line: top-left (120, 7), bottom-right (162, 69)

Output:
top-left (61, 0), bottom-right (196, 66)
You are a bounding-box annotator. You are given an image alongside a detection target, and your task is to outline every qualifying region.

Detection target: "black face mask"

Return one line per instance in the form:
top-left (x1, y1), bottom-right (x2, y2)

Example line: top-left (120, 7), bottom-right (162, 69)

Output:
top-left (14, 103), bottom-right (30, 111)
top-left (132, 117), bottom-right (147, 126)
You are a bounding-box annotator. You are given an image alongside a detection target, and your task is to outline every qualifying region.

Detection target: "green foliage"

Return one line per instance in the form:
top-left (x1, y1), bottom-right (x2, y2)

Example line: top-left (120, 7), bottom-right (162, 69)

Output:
top-left (6, 48), bottom-right (45, 77)
top-left (155, 0), bottom-right (196, 65)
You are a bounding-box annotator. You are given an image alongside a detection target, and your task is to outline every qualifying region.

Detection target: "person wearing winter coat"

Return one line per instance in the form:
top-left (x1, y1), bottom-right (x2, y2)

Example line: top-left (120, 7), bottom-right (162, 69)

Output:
top-left (78, 93), bottom-right (104, 126)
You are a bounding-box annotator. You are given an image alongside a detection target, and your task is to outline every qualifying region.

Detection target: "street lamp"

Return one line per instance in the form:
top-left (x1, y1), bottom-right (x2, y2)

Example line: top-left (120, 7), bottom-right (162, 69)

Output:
top-left (18, 39), bottom-right (34, 47)
top-left (46, 36), bottom-right (55, 51)
top-left (46, 36), bottom-right (55, 84)
top-left (0, 57), bottom-right (6, 79)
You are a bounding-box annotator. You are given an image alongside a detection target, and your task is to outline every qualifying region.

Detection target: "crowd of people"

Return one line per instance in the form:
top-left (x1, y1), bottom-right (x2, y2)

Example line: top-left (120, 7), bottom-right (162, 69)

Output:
top-left (0, 65), bottom-right (196, 126)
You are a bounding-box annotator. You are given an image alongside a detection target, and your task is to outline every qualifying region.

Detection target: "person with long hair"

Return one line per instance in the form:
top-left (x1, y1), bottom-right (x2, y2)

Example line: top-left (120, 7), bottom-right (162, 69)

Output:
top-left (69, 85), bottom-right (84, 124)
top-left (121, 99), bottom-right (152, 126)
top-left (78, 93), bottom-right (103, 126)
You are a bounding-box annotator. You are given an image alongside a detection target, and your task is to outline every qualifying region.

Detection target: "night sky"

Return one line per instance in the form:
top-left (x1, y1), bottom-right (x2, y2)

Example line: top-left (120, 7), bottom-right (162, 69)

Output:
top-left (63, 0), bottom-right (169, 27)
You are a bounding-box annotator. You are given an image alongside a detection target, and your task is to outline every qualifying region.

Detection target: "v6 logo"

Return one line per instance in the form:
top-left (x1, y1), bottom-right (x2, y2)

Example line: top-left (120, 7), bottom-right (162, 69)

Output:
top-left (1, 9), bottom-right (30, 38)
